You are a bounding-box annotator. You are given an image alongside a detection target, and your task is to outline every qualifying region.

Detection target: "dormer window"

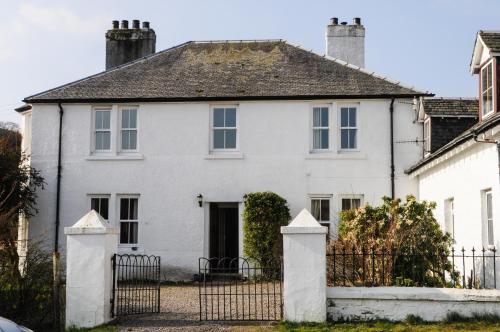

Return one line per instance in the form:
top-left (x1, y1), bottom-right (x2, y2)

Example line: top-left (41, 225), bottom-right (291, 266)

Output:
top-left (481, 61), bottom-right (494, 117)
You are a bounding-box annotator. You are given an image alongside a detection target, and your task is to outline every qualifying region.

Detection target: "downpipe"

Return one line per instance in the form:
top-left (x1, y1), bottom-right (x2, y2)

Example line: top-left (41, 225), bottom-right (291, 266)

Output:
top-left (390, 98), bottom-right (395, 199)
top-left (53, 102), bottom-right (63, 331)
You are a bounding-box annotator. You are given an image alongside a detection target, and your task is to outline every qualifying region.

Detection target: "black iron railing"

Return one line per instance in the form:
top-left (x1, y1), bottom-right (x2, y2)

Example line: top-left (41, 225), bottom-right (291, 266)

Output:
top-left (198, 257), bottom-right (282, 321)
top-left (111, 254), bottom-right (161, 317)
top-left (327, 246), bottom-right (498, 289)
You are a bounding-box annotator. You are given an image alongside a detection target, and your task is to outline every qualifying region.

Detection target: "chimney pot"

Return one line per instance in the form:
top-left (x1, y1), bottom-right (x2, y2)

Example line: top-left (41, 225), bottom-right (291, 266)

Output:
top-left (353, 17), bottom-right (361, 25)
top-left (121, 20), bottom-right (129, 29)
top-left (142, 21), bottom-right (150, 29)
top-left (132, 20), bottom-right (140, 29)
top-left (112, 20), bottom-right (119, 29)
top-left (330, 17), bottom-right (338, 25)
top-left (341, 21), bottom-right (347, 25)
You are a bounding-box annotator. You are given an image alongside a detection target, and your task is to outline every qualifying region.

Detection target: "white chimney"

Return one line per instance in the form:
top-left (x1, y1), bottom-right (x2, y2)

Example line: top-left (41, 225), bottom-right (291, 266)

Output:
top-left (325, 17), bottom-right (365, 68)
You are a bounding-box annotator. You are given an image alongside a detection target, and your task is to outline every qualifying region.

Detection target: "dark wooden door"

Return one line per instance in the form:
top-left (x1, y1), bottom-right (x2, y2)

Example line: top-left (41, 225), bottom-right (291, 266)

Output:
top-left (209, 203), bottom-right (239, 259)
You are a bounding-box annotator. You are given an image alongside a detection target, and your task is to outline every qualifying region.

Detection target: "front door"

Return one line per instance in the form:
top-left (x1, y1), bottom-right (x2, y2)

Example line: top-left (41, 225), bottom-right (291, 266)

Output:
top-left (209, 203), bottom-right (239, 259)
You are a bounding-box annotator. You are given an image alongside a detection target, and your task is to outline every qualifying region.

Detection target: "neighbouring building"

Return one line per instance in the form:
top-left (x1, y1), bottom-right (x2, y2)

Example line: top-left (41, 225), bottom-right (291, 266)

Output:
top-left (17, 18), bottom-right (431, 278)
top-left (408, 31), bottom-right (500, 253)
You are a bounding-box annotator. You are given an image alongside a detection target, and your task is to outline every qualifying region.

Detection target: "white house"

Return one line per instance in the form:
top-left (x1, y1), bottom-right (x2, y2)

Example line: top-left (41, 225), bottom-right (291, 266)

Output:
top-left (407, 31), bottom-right (500, 253)
top-left (17, 18), bottom-right (430, 278)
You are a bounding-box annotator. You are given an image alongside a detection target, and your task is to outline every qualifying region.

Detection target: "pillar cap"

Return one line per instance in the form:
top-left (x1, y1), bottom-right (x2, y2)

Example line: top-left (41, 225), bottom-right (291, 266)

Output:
top-left (65, 210), bottom-right (119, 235)
top-left (281, 209), bottom-right (328, 234)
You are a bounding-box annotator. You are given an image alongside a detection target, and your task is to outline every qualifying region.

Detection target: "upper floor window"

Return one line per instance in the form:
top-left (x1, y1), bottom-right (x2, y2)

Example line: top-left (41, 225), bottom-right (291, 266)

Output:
top-left (94, 108), bottom-right (111, 151)
top-left (423, 118), bottom-right (431, 155)
top-left (481, 61), bottom-right (494, 117)
top-left (212, 107), bottom-right (237, 150)
top-left (340, 107), bottom-right (357, 150)
top-left (90, 196), bottom-right (109, 220)
top-left (312, 107), bottom-right (329, 150)
top-left (121, 108), bottom-right (138, 151)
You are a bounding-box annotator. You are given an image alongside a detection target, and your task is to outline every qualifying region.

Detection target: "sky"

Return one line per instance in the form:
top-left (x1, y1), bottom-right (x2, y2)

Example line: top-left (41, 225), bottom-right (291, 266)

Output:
top-left (1, 0), bottom-right (499, 124)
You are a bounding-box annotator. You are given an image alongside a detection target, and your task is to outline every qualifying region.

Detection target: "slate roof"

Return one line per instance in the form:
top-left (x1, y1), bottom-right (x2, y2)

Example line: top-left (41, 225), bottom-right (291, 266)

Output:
top-left (480, 31), bottom-right (500, 53)
top-left (24, 40), bottom-right (431, 103)
top-left (406, 111), bottom-right (500, 174)
top-left (423, 98), bottom-right (479, 117)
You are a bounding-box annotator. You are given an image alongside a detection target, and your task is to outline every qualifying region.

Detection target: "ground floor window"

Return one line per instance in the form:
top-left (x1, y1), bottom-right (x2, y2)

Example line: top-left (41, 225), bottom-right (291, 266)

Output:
top-left (90, 196), bottom-right (109, 220)
top-left (483, 190), bottom-right (494, 246)
top-left (310, 197), bottom-right (331, 234)
top-left (120, 197), bottom-right (139, 244)
top-left (341, 197), bottom-right (362, 211)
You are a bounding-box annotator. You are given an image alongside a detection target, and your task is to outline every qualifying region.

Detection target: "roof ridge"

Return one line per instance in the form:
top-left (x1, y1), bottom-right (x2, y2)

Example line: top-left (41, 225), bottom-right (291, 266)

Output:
top-left (191, 39), bottom-right (284, 44)
top-left (24, 41), bottom-right (195, 102)
top-left (282, 40), bottom-right (431, 96)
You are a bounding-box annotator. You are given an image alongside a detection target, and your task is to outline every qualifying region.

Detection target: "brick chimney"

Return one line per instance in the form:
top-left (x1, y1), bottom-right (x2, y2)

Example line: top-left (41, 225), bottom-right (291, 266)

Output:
top-left (105, 20), bottom-right (156, 70)
top-left (325, 17), bottom-right (365, 68)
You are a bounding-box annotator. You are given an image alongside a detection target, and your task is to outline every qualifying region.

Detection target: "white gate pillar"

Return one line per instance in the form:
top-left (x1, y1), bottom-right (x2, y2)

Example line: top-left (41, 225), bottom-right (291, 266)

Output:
top-left (281, 209), bottom-right (327, 322)
top-left (64, 210), bottom-right (118, 328)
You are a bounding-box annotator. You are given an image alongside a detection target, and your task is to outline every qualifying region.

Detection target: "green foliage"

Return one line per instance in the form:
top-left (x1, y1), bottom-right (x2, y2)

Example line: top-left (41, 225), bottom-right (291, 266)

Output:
top-left (331, 195), bottom-right (458, 287)
top-left (243, 192), bottom-right (291, 264)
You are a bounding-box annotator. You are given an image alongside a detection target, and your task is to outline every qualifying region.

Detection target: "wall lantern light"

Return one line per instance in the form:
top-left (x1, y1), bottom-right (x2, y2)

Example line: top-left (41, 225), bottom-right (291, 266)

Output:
top-left (197, 194), bottom-right (203, 207)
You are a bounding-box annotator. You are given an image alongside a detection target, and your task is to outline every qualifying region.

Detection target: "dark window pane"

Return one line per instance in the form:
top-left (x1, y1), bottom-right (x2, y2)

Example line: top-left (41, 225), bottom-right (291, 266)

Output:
top-left (128, 131), bottom-right (137, 150)
top-left (100, 198), bottom-right (109, 219)
top-left (352, 199), bottom-right (361, 209)
top-left (130, 222), bottom-right (138, 244)
top-left (225, 108), bottom-right (236, 127)
top-left (487, 193), bottom-right (493, 219)
top-left (120, 222), bottom-right (129, 244)
top-left (321, 129), bottom-right (329, 149)
top-left (342, 199), bottom-right (351, 211)
top-left (121, 131), bottom-right (129, 150)
top-left (321, 108), bottom-right (328, 127)
top-left (349, 108), bottom-right (356, 126)
top-left (102, 132), bottom-right (110, 150)
top-left (214, 129), bottom-right (224, 148)
top-left (129, 109), bottom-right (137, 128)
top-left (214, 108), bottom-right (224, 127)
top-left (120, 198), bottom-right (129, 220)
top-left (91, 198), bottom-right (99, 212)
top-left (341, 129), bottom-right (348, 149)
top-left (320, 199), bottom-right (330, 221)
top-left (341, 108), bottom-right (349, 127)
top-left (129, 198), bottom-right (138, 220)
top-left (313, 108), bottom-right (321, 127)
top-left (225, 129), bottom-right (236, 148)
top-left (95, 111), bottom-right (103, 129)
top-left (349, 129), bottom-right (357, 149)
top-left (102, 111), bottom-right (110, 129)
top-left (122, 109), bottom-right (129, 128)
top-left (311, 200), bottom-right (321, 220)
top-left (313, 129), bottom-right (321, 149)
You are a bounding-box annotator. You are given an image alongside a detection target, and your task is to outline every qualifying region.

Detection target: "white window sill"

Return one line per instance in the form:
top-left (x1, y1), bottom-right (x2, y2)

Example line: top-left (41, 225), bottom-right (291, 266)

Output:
top-left (118, 244), bottom-right (143, 253)
top-left (305, 152), bottom-right (366, 160)
top-left (205, 152), bottom-right (244, 160)
top-left (86, 153), bottom-right (144, 161)
top-left (483, 111), bottom-right (495, 119)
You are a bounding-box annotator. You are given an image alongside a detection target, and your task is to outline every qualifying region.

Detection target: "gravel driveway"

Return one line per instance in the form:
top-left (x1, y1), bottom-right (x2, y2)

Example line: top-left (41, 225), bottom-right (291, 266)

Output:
top-left (116, 285), bottom-right (277, 331)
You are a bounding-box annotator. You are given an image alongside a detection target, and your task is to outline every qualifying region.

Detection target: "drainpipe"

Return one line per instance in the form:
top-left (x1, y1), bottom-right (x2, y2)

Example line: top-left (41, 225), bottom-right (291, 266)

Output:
top-left (53, 102), bottom-right (63, 331)
top-left (390, 98), bottom-right (395, 199)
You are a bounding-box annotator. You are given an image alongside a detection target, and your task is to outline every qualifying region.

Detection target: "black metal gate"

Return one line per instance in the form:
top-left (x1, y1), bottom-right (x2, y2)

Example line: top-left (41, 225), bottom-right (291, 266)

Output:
top-left (111, 254), bottom-right (161, 317)
top-left (198, 257), bottom-right (282, 321)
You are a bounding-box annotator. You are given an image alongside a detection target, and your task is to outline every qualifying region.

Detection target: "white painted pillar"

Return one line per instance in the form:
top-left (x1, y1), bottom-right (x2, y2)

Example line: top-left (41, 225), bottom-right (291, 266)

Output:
top-left (64, 210), bottom-right (118, 328)
top-left (281, 209), bottom-right (327, 322)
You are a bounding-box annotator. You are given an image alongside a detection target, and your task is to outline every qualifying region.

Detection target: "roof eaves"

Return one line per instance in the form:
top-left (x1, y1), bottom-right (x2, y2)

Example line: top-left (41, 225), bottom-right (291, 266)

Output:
top-left (406, 113), bottom-right (500, 174)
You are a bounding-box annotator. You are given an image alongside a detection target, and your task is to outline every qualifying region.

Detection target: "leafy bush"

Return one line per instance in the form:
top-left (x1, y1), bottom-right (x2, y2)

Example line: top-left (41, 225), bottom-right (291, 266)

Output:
top-left (243, 192), bottom-right (291, 264)
top-left (328, 195), bottom-right (458, 287)
top-left (0, 242), bottom-right (55, 330)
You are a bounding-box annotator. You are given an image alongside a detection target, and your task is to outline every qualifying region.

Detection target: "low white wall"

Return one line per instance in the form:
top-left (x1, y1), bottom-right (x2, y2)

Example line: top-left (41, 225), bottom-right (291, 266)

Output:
top-left (327, 287), bottom-right (500, 322)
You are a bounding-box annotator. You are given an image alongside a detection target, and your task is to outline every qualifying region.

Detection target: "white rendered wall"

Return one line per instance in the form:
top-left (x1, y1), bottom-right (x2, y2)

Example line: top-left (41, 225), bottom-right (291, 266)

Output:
top-left (416, 135), bottom-right (500, 251)
top-left (27, 99), bottom-right (421, 278)
top-left (327, 287), bottom-right (500, 321)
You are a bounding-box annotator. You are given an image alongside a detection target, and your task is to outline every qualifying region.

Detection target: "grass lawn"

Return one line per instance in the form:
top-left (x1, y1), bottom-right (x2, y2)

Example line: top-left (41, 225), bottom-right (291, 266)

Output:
top-left (278, 321), bottom-right (500, 331)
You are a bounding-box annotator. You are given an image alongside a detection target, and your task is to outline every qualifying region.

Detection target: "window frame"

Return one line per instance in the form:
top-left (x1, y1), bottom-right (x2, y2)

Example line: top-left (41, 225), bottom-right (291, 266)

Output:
top-left (482, 189), bottom-right (494, 247)
top-left (338, 104), bottom-right (360, 151)
top-left (118, 195), bottom-right (140, 247)
top-left (119, 106), bottom-right (139, 153)
top-left (340, 195), bottom-right (363, 211)
top-left (423, 117), bottom-right (431, 156)
top-left (88, 194), bottom-right (111, 221)
top-left (210, 105), bottom-right (239, 152)
top-left (309, 195), bottom-right (333, 234)
top-left (92, 107), bottom-right (112, 152)
top-left (310, 105), bottom-right (331, 152)
top-left (481, 60), bottom-right (494, 118)
top-left (444, 198), bottom-right (455, 241)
